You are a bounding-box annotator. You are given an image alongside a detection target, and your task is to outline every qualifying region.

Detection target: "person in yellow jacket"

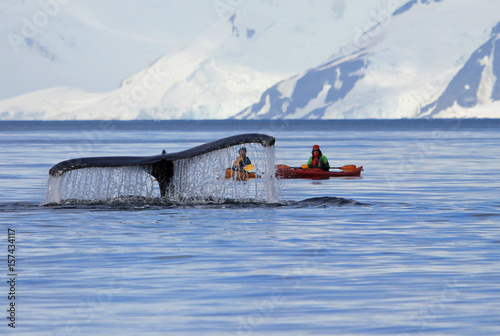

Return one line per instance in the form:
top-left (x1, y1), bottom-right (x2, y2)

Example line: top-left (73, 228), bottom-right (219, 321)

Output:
top-left (307, 145), bottom-right (330, 170)
top-left (233, 147), bottom-right (251, 171)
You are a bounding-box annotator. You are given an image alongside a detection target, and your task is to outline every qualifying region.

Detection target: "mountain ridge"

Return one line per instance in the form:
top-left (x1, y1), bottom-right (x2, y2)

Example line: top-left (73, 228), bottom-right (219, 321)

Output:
top-left (235, 0), bottom-right (500, 119)
top-left (2, 0), bottom-right (500, 120)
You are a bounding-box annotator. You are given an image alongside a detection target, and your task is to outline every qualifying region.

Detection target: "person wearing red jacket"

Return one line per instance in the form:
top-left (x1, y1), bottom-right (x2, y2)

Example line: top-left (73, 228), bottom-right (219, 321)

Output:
top-left (307, 145), bottom-right (330, 170)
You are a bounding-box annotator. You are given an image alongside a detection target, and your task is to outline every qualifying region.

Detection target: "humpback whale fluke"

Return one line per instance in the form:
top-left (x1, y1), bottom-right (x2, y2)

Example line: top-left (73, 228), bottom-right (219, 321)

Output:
top-left (49, 134), bottom-right (276, 197)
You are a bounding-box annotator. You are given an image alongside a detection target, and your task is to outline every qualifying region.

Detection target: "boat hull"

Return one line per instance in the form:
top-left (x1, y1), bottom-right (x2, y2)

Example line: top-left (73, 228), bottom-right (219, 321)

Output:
top-left (225, 169), bottom-right (257, 180)
top-left (276, 166), bottom-right (363, 179)
top-left (225, 166), bottom-right (363, 180)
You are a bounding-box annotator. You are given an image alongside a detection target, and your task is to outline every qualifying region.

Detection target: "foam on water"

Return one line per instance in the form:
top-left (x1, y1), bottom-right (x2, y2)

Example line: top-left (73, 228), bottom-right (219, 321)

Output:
top-left (44, 143), bottom-right (281, 204)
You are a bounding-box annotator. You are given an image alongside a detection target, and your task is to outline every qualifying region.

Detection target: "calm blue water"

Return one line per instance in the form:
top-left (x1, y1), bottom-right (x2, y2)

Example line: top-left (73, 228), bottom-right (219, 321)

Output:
top-left (1, 120), bottom-right (500, 335)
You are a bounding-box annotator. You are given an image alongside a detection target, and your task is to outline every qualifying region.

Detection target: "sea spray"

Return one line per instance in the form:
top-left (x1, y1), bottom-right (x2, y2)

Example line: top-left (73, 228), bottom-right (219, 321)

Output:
top-left (44, 143), bottom-right (281, 204)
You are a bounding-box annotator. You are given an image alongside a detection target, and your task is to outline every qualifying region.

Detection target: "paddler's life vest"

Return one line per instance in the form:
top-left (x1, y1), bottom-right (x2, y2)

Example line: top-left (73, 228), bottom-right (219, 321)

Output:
top-left (307, 151), bottom-right (330, 170)
top-left (234, 156), bottom-right (251, 168)
top-left (310, 156), bottom-right (321, 167)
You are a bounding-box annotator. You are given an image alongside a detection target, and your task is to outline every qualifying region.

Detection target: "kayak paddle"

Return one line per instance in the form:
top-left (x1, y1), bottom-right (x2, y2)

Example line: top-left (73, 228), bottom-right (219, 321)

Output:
top-left (332, 164), bottom-right (357, 171)
top-left (243, 164), bottom-right (255, 172)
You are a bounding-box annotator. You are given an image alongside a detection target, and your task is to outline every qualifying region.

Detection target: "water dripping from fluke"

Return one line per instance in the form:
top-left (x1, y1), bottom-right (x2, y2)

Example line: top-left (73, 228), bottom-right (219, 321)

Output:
top-left (44, 134), bottom-right (281, 205)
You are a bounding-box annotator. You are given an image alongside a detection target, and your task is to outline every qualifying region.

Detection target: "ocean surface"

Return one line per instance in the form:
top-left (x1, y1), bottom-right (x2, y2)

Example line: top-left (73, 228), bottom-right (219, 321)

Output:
top-left (1, 119), bottom-right (499, 335)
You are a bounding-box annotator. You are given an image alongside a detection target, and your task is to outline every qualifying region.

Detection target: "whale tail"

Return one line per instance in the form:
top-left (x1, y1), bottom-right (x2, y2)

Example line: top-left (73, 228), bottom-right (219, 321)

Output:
top-left (49, 134), bottom-right (276, 197)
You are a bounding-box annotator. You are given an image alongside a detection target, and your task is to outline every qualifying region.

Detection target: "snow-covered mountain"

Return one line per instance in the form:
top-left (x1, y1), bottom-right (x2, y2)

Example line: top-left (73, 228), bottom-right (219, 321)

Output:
top-left (422, 21), bottom-right (500, 118)
top-left (0, 0), bottom-right (223, 101)
top-left (1, 0), bottom-right (500, 119)
top-left (236, 0), bottom-right (500, 119)
top-left (1, 0), bottom-right (395, 119)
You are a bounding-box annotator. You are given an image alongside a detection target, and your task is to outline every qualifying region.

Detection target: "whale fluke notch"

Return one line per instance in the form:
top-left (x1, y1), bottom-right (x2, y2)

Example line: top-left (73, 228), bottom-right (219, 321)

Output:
top-left (48, 133), bottom-right (276, 197)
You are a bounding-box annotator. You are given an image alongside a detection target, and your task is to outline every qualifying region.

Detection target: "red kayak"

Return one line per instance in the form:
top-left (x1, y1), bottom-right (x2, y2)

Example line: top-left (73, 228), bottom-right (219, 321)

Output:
top-left (276, 164), bottom-right (363, 179)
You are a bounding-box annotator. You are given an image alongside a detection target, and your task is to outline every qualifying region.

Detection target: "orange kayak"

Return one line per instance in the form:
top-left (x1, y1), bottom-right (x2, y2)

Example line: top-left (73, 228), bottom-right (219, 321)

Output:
top-left (225, 169), bottom-right (257, 180)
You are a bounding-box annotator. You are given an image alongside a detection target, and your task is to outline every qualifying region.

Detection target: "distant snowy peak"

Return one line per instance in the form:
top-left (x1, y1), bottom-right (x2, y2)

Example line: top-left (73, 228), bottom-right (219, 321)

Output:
top-left (235, 51), bottom-right (368, 119)
top-left (236, 1), bottom-right (500, 119)
top-left (422, 22), bottom-right (500, 117)
top-left (110, 20), bottom-right (284, 119)
top-left (0, 19), bottom-right (283, 120)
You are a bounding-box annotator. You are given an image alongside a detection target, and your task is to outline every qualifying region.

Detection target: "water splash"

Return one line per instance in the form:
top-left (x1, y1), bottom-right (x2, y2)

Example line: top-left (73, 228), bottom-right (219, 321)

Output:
top-left (44, 143), bottom-right (281, 204)
top-left (45, 166), bottom-right (156, 204)
top-left (167, 143), bottom-right (280, 203)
